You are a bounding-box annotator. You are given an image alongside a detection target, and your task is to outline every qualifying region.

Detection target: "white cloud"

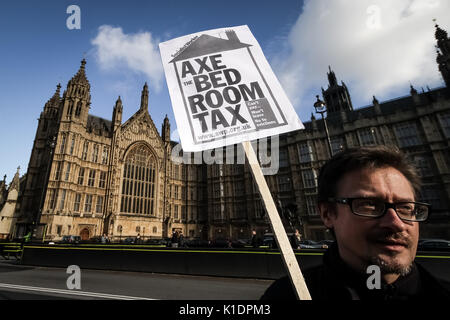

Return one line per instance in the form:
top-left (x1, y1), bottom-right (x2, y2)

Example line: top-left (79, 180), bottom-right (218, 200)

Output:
top-left (275, 0), bottom-right (450, 120)
top-left (91, 25), bottom-right (164, 92)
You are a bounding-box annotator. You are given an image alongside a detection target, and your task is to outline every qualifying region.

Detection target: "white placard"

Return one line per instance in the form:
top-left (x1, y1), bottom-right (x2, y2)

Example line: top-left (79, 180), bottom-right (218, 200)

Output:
top-left (159, 25), bottom-right (304, 152)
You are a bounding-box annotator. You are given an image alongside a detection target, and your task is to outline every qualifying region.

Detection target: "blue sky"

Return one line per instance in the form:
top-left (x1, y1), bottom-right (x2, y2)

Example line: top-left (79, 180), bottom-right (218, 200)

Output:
top-left (0, 0), bottom-right (449, 182)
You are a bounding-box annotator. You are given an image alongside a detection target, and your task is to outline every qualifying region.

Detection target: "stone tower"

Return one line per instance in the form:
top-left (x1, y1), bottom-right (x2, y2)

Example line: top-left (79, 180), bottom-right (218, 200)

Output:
top-left (321, 66), bottom-right (354, 114)
top-left (62, 59), bottom-right (91, 124)
top-left (19, 84), bottom-right (61, 224)
top-left (436, 23), bottom-right (450, 88)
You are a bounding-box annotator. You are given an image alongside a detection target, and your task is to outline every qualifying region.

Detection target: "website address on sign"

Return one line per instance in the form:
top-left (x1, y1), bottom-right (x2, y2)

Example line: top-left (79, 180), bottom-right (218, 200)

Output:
top-left (197, 124), bottom-right (252, 141)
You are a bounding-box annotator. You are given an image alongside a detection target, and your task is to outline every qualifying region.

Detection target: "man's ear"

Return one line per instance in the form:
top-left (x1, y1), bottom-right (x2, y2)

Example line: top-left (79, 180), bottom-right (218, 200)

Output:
top-left (318, 202), bottom-right (336, 229)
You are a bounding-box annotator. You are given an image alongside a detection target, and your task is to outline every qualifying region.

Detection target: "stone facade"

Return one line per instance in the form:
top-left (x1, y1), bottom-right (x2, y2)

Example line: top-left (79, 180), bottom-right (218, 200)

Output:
top-left (13, 24), bottom-right (450, 242)
top-left (16, 60), bottom-right (207, 241)
top-left (0, 168), bottom-right (24, 239)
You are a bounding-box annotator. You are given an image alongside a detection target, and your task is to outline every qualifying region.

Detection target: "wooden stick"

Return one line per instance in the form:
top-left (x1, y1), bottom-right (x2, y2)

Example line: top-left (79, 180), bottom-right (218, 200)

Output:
top-left (242, 140), bottom-right (312, 300)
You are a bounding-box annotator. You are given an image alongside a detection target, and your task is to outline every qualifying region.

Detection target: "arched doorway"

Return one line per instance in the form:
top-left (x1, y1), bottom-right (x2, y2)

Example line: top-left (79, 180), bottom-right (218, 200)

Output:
top-left (80, 228), bottom-right (90, 241)
top-left (201, 225), bottom-right (208, 241)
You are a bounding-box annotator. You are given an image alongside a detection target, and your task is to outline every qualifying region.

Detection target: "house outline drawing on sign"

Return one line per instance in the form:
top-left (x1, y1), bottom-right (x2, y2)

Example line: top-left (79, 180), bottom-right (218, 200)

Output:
top-left (169, 29), bottom-right (288, 145)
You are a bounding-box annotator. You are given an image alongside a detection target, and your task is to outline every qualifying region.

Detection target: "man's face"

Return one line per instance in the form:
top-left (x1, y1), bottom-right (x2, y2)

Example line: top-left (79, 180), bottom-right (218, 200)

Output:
top-left (320, 166), bottom-right (419, 277)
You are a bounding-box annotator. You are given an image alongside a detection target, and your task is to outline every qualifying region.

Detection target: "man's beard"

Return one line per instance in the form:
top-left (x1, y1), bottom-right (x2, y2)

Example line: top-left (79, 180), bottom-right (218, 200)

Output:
top-left (366, 230), bottom-right (415, 277)
top-left (369, 256), bottom-right (413, 277)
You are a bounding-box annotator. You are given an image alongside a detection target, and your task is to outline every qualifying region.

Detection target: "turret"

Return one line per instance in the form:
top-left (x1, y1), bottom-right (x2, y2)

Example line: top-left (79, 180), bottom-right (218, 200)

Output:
top-left (9, 167), bottom-right (20, 192)
top-left (373, 96), bottom-right (382, 115)
top-left (410, 84), bottom-right (421, 104)
top-left (37, 84), bottom-right (61, 137)
top-left (112, 96), bottom-right (123, 131)
top-left (162, 114), bottom-right (170, 143)
top-left (42, 84), bottom-right (61, 118)
top-left (0, 175), bottom-right (6, 205)
top-left (6, 167), bottom-right (20, 202)
top-left (435, 23), bottom-right (450, 88)
top-left (62, 59), bottom-right (91, 123)
top-left (140, 82), bottom-right (149, 112)
top-left (322, 66), bottom-right (353, 114)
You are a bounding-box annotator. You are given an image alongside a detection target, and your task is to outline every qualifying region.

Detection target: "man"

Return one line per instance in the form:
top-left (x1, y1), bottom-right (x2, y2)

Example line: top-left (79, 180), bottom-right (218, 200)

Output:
top-left (251, 230), bottom-right (258, 248)
top-left (171, 230), bottom-right (179, 248)
top-left (261, 146), bottom-right (450, 300)
top-left (178, 231), bottom-right (186, 248)
top-left (290, 229), bottom-right (302, 250)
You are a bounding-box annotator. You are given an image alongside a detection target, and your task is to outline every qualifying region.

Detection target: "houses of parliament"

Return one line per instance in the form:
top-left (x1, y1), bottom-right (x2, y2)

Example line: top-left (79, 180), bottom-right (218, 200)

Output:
top-left (1, 24), bottom-right (450, 241)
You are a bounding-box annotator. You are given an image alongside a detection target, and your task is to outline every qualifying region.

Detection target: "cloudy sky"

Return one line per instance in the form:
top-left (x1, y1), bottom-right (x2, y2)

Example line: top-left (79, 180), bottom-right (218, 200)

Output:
top-left (0, 0), bottom-right (449, 181)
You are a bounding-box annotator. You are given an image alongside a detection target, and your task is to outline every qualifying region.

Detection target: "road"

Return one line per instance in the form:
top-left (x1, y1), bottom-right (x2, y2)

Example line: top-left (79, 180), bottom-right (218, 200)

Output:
top-left (0, 258), bottom-right (272, 300)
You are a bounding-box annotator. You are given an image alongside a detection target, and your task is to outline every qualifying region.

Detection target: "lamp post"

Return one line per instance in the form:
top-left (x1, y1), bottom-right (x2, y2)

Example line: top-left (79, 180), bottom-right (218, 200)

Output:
top-left (314, 95), bottom-right (333, 157)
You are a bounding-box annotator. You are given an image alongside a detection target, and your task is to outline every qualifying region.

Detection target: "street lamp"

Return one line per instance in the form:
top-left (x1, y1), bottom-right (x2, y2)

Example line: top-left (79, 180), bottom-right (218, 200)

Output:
top-left (314, 95), bottom-right (333, 157)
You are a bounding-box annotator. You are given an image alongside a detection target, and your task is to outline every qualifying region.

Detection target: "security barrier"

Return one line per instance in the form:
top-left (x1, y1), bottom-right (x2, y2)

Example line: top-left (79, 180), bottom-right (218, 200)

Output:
top-left (19, 244), bottom-right (450, 281)
top-left (0, 242), bottom-right (23, 260)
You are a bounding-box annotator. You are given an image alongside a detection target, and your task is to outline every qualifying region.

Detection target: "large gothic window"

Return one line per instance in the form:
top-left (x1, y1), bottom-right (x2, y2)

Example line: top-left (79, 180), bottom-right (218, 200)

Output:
top-left (120, 145), bottom-right (156, 215)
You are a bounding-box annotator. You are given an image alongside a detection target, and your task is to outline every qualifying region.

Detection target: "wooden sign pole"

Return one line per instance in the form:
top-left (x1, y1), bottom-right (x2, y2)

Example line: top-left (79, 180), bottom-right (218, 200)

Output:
top-left (242, 140), bottom-right (311, 300)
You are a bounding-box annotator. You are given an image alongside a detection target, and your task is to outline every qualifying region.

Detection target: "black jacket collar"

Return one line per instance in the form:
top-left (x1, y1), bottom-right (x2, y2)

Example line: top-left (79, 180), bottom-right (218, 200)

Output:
top-left (320, 242), bottom-right (424, 300)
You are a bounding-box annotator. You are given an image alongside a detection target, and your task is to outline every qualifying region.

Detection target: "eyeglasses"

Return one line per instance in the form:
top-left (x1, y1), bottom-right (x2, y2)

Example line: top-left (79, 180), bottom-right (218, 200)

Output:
top-left (327, 197), bottom-right (430, 222)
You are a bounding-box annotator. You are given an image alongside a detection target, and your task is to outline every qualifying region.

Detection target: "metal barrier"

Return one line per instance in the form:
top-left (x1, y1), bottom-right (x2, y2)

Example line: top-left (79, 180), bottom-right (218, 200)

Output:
top-left (19, 244), bottom-right (450, 281)
top-left (0, 242), bottom-right (23, 260)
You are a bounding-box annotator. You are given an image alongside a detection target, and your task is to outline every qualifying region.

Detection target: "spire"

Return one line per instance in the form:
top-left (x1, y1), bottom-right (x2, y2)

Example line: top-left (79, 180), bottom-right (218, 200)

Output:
top-left (434, 22), bottom-right (450, 88)
top-left (372, 95), bottom-right (379, 105)
top-left (64, 58), bottom-right (91, 124)
top-left (162, 114), bottom-right (170, 142)
top-left (9, 166), bottom-right (20, 191)
top-left (435, 23), bottom-right (448, 42)
top-left (410, 83), bottom-right (418, 95)
top-left (410, 83), bottom-right (422, 104)
top-left (116, 95), bottom-right (123, 107)
top-left (373, 95), bottom-right (382, 115)
top-left (0, 175), bottom-right (6, 190)
top-left (49, 84), bottom-right (61, 102)
top-left (44, 84), bottom-right (62, 114)
top-left (322, 67), bottom-right (353, 113)
top-left (69, 59), bottom-right (90, 87)
top-left (140, 82), bottom-right (149, 112)
top-left (112, 96), bottom-right (123, 130)
top-left (327, 66), bottom-right (338, 87)
top-left (0, 175), bottom-right (6, 203)
top-left (114, 95), bottom-right (123, 114)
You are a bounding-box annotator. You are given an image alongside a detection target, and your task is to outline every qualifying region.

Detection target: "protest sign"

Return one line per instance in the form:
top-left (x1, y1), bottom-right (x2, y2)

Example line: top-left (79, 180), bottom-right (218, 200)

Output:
top-left (159, 25), bottom-right (311, 300)
top-left (159, 25), bottom-right (304, 152)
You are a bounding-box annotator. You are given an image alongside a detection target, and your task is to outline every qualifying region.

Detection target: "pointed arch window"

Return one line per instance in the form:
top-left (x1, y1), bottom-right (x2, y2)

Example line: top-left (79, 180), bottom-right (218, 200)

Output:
top-left (59, 134), bottom-right (67, 154)
top-left (75, 101), bottom-right (82, 117)
top-left (67, 101), bottom-right (74, 118)
top-left (121, 144), bottom-right (156, 215)
top-left (82, 141), bottom-right (89, 160)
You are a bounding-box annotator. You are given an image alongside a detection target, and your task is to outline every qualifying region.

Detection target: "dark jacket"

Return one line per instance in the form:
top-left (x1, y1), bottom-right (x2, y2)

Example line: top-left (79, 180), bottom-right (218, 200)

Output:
top-left (261, 242), bottom-right (450, 300)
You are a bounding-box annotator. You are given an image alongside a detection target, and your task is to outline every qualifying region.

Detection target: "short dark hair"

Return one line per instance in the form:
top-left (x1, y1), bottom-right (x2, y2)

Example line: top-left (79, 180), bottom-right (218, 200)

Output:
top-left (317, 145), bottom-right (421, 203)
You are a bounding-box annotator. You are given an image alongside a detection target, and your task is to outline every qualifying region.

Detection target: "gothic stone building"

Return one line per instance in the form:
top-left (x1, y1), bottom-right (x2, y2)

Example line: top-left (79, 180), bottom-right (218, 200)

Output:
top-left (14, 24), bottom-right (450, 241)
top-left (17, 59), bottom-right (207, 241)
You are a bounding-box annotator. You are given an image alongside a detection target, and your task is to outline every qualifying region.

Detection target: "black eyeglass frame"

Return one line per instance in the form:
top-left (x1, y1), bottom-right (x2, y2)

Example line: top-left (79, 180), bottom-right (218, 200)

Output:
top-left (327, 197), bottom-right (431, 222)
